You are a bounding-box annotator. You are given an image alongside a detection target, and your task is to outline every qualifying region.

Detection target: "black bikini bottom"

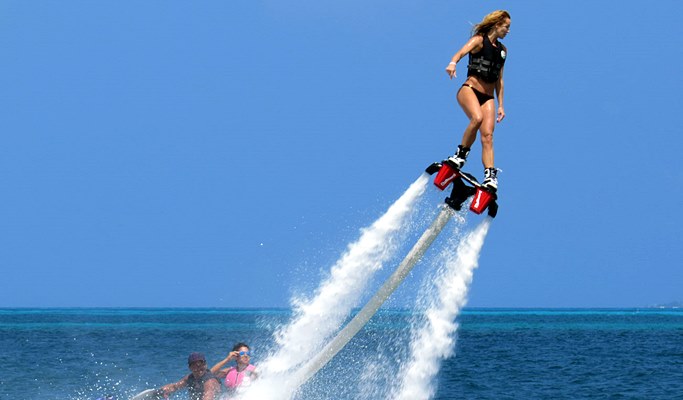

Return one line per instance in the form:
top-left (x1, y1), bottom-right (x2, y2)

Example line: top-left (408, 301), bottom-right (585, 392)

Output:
top-left (461, 84), bottom-right (494, 106)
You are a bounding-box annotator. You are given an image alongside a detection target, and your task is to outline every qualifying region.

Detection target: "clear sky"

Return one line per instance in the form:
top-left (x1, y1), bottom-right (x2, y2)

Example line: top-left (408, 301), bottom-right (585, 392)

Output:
top-left (1, 1), bottom-right (681, 308)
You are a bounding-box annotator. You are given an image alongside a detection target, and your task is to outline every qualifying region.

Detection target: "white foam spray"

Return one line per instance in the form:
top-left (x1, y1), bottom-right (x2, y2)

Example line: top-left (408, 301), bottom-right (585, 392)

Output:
top-left (391, 218), bottom-right (492, 400)
top-left (242, 174), bottom-right (429, 400)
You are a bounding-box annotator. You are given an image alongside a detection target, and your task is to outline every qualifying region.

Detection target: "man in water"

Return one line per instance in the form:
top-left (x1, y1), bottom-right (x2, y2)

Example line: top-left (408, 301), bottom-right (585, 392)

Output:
top-left (158, 352), bottom-right (221, 400)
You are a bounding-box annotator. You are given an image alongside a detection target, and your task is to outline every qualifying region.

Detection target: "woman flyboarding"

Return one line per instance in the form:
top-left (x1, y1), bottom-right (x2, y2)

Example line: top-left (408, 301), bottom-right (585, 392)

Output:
top-left (445, 10), bottom-right (511, 191)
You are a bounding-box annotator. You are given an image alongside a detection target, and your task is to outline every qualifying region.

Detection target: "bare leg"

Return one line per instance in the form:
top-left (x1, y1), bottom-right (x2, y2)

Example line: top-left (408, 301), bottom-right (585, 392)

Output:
top-left (479, 100), bottom-right (497, 168)
top-left (456, 87), bottom-right (484, 148)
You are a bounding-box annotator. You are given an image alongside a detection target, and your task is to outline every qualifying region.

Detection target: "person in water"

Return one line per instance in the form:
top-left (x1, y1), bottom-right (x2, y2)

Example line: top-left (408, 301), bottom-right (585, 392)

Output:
top-left (158, 352), bottom-right (221, 400)
top-left (210, 342), bottom-right (258, 397)
top-left (445, 10), bottom-right (511, 191)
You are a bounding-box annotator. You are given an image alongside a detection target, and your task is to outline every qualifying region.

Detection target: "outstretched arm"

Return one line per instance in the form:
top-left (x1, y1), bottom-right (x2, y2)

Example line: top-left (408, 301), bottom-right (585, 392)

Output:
top-left (445, 35), bottom-right (483, 79)
top-left (159, 375), bottom-right (188, 398)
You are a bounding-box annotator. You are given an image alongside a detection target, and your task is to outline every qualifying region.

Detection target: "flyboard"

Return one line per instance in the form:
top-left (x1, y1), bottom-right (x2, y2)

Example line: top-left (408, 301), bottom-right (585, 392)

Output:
top-left (285, 160), bottom-right (498, 392)
top-left (425, 159), bottom-right (498, 218)
top-left (130, 389), bottom-right (162, 400)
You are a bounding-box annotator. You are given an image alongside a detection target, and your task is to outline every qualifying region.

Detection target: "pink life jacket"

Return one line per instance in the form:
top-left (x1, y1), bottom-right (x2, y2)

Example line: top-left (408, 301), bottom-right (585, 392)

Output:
top-left (224, 365), bottom-right (256, 389)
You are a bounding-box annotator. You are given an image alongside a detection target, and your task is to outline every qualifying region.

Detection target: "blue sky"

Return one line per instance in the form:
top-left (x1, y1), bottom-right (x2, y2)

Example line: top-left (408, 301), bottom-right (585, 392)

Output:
top-left (1, 1), bottom-right (681, 308)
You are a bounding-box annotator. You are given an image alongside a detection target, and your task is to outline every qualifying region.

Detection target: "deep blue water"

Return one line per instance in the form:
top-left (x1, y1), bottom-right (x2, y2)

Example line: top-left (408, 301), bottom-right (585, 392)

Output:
top-left (1, 308), bottom-right (682, 399)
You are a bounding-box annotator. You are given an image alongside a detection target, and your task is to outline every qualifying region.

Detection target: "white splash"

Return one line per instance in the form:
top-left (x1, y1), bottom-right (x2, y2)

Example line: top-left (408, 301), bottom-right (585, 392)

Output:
top-left (242, 174), bottom-right (429, 400)
top-left (392, 218), bottom-right (491, 400)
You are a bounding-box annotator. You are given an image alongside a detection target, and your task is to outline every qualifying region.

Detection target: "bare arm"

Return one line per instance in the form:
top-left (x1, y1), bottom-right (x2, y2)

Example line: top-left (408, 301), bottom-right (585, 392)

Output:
top-left (159, 375), bottom-right (188, 397)
top-left (445, 36), bottom-right (483, 79)
top-left (210, 351), bottom-right (238, 377)
top-left (495, 65), bottom-right (505, 122)
top-left (202, 379), bottom-right (221, 400)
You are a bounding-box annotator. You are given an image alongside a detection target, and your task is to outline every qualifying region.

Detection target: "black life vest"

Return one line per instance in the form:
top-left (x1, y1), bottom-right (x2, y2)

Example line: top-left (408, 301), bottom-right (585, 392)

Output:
top-left (467, 34), bottom-right (507, 83)
top-left (187, 371), bottom-right (219, 400)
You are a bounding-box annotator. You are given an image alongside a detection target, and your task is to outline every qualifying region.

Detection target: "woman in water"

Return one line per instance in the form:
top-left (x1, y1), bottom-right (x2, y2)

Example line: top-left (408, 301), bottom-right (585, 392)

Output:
top-left (445, 10), bottom-right (511, 191)
top-left (210, 342), bottom-right (258, 398)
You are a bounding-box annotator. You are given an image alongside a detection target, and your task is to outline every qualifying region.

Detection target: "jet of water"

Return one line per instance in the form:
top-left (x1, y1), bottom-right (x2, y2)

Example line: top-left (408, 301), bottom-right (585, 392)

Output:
top-left (392, 218), bottom-right (491, 400)
top-left (243, 175), bottom-right (429, 400)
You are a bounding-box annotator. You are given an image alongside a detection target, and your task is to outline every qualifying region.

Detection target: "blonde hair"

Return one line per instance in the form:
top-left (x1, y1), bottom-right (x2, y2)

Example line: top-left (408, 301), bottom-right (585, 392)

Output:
top-left (472, 10), bottom-right (511, 36)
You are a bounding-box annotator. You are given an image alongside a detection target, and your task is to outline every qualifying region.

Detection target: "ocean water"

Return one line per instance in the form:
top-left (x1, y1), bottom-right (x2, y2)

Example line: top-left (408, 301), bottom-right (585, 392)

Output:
top-left (1, 308), bottom-right (682, 400)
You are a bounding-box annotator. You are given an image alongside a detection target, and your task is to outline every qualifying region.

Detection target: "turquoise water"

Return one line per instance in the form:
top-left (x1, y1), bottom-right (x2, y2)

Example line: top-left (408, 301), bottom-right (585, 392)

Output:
top-left (1, 308), bottom-right (682, 399)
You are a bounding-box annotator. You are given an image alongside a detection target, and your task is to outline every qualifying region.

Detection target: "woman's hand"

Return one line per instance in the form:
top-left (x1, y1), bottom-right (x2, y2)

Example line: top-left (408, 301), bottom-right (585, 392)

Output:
top-left (445, 62), bottom-right (456, 79)
top-left (497, 106), bottom-right (506, 123)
